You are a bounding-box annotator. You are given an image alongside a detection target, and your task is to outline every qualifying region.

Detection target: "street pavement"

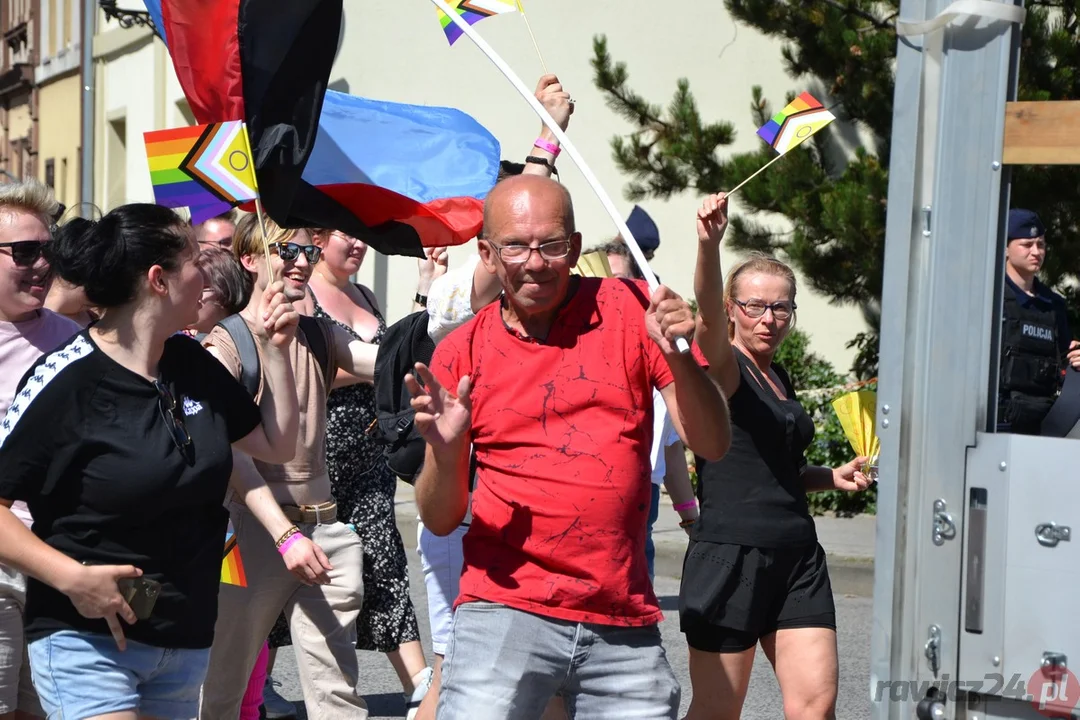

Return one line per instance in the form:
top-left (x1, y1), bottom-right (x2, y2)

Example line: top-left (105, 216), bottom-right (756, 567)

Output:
top-left (269, 486), bottom-right (876, 719)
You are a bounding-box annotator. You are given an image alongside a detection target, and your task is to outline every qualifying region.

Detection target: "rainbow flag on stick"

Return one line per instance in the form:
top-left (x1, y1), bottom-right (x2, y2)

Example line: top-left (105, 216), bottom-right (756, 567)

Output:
top-left (727, 92), bottom-right (835, 197)
top-left (221, 525), bottom-right (247, 587)
top-left (144, 120), bottom-right (259, 224)
top-left (756, 92), bottom-right (836, 156)
top-left (437, 0), bottom-right (518, 45)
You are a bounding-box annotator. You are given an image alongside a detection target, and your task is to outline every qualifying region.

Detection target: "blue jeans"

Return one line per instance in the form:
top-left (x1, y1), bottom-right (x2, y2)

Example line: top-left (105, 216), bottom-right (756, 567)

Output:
top-left (645, 483), bottom-right (661, 582)
top-left (438, 601), bottom-right (680, 719)
top-left (28, 630), bottom-right (210, 720)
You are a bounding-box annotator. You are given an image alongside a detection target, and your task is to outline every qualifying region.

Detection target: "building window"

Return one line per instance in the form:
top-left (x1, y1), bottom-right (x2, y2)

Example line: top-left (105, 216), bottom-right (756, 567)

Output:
top-left (44, 158), bottom-right (54, 189)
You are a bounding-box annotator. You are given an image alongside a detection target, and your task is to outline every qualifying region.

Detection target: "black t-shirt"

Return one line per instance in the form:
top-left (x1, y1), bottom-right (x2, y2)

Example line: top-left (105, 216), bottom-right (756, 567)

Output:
top-left (0, 331), bottom-right (261, 649)
top-left (694, 349), bottom-right (817, 548)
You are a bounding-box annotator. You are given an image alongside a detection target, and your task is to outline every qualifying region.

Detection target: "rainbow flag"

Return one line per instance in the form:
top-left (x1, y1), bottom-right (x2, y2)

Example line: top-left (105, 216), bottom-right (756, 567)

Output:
top-left (143, 121), bottom-right (259, 224)
top-left (221, 525), bottom-right (247, 587)
top-left (756, 92), bottom-right (835, 156)
top-left (437, 0), bottom-right (518, 45)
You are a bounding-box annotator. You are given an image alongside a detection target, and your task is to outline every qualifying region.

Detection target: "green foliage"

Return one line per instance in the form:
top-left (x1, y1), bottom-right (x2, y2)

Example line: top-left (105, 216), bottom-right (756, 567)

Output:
top-left (592, 1), bottom-right (1080, 377)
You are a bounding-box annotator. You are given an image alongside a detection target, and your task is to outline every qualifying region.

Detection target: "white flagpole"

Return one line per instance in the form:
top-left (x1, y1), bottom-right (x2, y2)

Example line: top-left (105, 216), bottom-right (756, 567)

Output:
top-left (429, 0), bottom-right (690, 353)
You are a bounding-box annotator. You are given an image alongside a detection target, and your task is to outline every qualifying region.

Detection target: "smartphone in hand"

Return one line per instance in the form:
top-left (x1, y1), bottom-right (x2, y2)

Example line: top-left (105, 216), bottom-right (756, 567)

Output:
top-left (117, 577), bottom-right (162, 621)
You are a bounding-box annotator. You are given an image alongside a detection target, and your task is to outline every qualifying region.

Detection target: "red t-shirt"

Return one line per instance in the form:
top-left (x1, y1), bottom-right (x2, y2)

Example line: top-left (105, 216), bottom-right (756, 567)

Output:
top-left (431, 277), bottom-right (674, 626)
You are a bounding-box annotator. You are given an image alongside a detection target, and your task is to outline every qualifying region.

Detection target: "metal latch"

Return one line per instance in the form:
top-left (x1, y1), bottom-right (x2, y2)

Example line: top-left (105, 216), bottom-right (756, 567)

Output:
top-left (1036, 523), bottom-right (1071, 548)
top-left (925, 625), bottom-right (942, 675)
top-left (933, 500), bottom-right (956, 546)
top-left (1042, 652), bottom-right (1068, 676)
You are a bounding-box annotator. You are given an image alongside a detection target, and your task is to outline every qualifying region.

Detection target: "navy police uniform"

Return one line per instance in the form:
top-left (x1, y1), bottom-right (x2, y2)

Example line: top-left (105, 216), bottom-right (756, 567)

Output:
top-left (998, 209), bottom-right (1072, 434)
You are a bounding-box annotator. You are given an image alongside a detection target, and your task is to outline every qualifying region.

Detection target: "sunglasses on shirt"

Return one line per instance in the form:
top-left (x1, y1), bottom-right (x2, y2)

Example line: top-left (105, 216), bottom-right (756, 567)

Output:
top-left (154, 380), bottom-right (193, 461)
top-left (0, 241), bottom-right (46, 268)
top-left (269, 242), bottom-right (322, 264)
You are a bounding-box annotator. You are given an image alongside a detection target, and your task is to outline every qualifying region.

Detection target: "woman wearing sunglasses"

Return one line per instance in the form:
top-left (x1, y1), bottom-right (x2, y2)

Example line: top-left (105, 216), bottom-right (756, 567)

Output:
top-left (0, 203), bottom-right (301, 720)
top-left (679, 194), bottom-right (872, 720)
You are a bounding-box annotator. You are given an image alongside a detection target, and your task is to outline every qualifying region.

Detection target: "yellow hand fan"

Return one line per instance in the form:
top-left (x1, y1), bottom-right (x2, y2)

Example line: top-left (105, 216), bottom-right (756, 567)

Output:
top-left (831, 390), bottom-right (881, 479)
top-left (572, 251), bottom-right (613, 279)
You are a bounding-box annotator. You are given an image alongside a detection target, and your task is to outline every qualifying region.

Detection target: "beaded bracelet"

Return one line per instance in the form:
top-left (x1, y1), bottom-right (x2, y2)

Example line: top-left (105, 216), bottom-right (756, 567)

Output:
top-left (679, 518), bottom-right (697, 529)
top-left (275, 525), bottom-right (300, 548)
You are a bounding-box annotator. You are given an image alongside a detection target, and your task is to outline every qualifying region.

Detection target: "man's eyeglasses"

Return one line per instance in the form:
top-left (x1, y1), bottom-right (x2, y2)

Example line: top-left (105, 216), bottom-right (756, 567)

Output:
top-left (154, 381), bottom-right (193, 459)
top-left (269, 242), bottom-right (322, 264)
top-left (489, 239), bottom-right (571, 264)
top-left (0, 241), bottom-right (46, 268)
top-left (733, 298), bottom-right (797, 321)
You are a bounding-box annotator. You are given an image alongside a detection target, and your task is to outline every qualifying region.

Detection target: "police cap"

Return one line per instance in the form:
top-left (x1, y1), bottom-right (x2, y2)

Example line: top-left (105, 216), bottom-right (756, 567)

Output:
top-left (1007, 208), bottom-right (1046, 243)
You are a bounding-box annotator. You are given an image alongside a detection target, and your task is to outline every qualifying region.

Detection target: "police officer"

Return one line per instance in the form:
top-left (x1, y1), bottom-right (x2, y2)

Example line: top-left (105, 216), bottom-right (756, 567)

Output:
top-left (999, 208), bottom-right (1080, 434)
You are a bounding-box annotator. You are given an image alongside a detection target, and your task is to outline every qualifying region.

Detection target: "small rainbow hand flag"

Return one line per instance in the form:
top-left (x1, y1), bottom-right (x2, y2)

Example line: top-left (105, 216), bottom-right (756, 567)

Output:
top-left (143, 120), bottom-right (259, 225)
top-left (437, 0), bottom-right (518, 45)
top-left (221, 525), bottom-right (247, 587)
top-left (756, 92), bottom-right (835, 156)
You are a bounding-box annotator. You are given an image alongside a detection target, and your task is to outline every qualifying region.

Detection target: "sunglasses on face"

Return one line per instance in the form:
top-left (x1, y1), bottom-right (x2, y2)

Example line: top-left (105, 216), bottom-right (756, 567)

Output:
top-left (0, 241), bottom-right (46, 267)
top-left (269, 242), bottom-right (322, 264)
top-left (154, 380), bottom-right (193, 460)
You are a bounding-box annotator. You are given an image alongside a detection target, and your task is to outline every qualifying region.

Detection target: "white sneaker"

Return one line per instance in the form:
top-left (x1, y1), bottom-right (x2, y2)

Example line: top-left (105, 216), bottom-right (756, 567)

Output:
top-left (262, 676), bottom-right (298, 720)
top-left (404, 666), bottom-right (434, 720)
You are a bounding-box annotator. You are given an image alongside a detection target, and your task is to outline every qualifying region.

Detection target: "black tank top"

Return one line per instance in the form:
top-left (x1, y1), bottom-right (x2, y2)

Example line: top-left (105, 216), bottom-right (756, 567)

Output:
top-left (693, 349), bottom-right (817, 548)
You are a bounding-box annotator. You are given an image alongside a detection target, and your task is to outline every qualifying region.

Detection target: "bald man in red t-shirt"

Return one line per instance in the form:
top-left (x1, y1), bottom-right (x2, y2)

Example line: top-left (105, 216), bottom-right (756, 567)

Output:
top-left (406, 175), bottom-right (731, 720)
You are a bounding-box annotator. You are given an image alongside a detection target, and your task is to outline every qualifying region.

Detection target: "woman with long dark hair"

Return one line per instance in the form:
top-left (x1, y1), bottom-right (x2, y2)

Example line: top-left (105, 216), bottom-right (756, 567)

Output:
top-left (0, 204), bottom-right (302, 720)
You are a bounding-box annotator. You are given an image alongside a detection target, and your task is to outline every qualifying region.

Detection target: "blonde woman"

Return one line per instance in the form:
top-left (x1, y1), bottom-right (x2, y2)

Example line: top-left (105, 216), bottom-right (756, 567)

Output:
top-left (681, 194), bottom-right (871, 720)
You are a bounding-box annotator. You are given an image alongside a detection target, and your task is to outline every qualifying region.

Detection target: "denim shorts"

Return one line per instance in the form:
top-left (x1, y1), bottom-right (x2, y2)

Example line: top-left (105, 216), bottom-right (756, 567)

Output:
top-left (28, 630), bottom-right (210, 720)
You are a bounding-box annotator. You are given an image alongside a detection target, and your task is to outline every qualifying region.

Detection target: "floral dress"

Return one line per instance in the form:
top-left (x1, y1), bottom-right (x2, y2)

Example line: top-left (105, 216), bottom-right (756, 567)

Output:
top-left (268, 289), bottom-right (421, 652)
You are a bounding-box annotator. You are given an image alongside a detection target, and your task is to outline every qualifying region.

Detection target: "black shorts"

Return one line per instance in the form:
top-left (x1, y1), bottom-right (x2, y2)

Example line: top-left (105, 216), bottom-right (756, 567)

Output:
top-left (678, 540), bottom-right (836, 653)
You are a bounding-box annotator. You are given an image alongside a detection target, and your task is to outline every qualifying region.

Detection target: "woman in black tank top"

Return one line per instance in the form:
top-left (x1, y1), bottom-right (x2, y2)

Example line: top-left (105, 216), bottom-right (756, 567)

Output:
top-left (680, 194), bottom-right (872, 720)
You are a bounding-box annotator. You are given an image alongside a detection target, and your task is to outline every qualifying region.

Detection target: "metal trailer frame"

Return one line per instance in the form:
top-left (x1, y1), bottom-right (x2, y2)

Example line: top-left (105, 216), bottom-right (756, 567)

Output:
top-left (871, 1), bottom-right (1025, 718)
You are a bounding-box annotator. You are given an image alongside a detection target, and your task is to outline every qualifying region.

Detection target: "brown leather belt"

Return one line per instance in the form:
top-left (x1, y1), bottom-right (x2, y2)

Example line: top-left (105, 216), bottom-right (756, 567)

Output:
top-left (281, 501), bottom-right (337, 525)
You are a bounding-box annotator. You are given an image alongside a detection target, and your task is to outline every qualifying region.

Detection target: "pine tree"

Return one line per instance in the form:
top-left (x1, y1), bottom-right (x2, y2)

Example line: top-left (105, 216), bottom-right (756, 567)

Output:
top-left (592, 1), bottom-right (1080, 378)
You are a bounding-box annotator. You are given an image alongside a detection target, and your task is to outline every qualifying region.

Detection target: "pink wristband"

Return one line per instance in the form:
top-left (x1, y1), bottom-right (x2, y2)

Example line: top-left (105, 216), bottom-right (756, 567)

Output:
top-left (533, 137), bottom-right (561, 157)
top-left (277, 532), bottom-right (304, 556)
top-left (673, 500), bottom-right (698, 513)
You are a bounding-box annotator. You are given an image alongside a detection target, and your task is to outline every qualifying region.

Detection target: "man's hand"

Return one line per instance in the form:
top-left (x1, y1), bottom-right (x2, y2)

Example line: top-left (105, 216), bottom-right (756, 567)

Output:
top-left (253, 280), bottom-right (299, 348)
top-left (281, 536), bottom-right (333, 586)
top-left (833, 457), bottom-right (873, 492)
top-left (535, 74), bottom-right (573, 132)
top-left (646, 286), bottom-right (696, 355)
top-left (405, 363), bottom-right (472, 453)
top-left (59, 563), bottom-right (142, 650)
top-left (1068, 340), bottom-right (1080, 370)
top-left (696, 193), bottom-right (729, 246)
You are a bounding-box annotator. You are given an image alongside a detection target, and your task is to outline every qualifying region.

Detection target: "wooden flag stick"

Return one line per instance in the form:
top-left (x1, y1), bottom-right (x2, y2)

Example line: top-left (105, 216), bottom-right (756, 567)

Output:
top-left (725, 153), bottom-right (784, 198)
top-left (515, 0), bottom-right (548, 74)
top-left (253, 198), bottom-right (275, 281)
top-left (238, 124), bottom-right (275, 280)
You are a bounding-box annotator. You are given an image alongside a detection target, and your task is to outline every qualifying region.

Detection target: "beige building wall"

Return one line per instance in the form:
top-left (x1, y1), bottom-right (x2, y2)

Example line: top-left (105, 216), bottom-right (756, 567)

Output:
top-left (92, 14), bottom-right (186, 213)
top-left (8, 103), bottom-right (32, 142)
top-left (35, 0), bottom-right (81, 207)
top-left (330, 0), bottom-right (864, 371)
top-left (37, 74), bottom-right (80, 207)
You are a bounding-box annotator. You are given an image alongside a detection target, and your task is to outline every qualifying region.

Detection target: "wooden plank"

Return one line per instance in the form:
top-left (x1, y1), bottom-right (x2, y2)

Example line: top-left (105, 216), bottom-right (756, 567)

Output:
top-left (1003, 101), bottom-right (1080, 165)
